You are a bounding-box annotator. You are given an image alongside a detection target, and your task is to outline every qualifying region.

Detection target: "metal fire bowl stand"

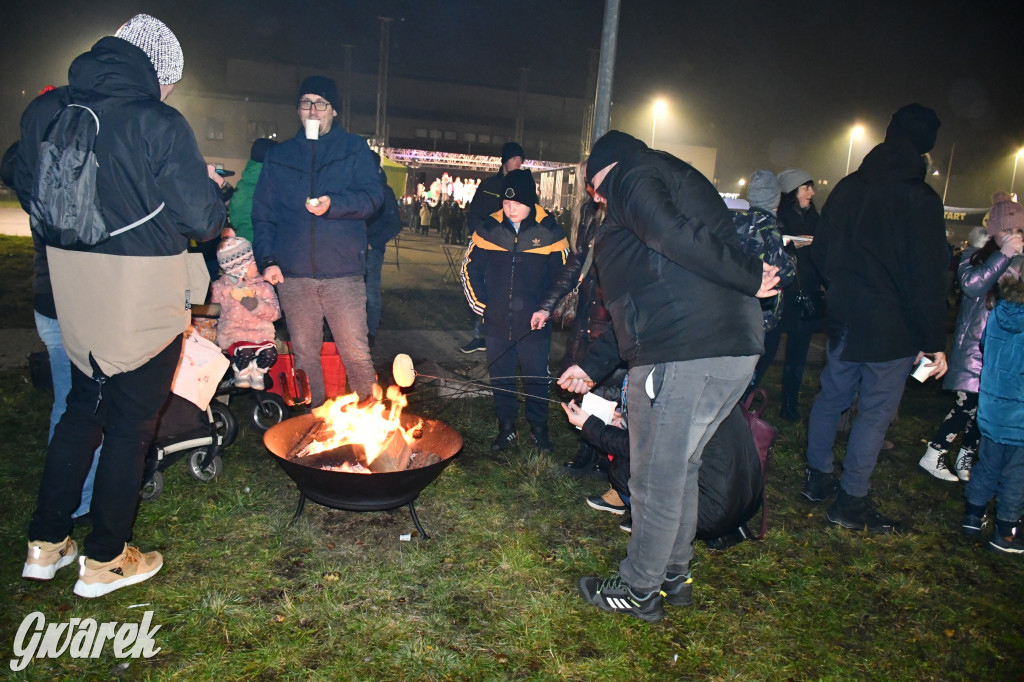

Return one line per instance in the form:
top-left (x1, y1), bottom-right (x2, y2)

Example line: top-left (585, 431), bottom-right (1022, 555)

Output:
top-left (263, 413), bottom-right (463, 539)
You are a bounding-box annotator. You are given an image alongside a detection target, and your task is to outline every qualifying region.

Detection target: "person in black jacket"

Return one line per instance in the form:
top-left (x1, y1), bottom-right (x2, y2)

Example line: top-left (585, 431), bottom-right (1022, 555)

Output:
top-left (365, 152), bottom-right (402, 348)
top-left (802, 104), bottom-right (949, 533)
top-left (459, 142), bottom-right (526, 354)
top-left (17, 14), bottom-right (226, 597)
top-left (558, 131), bottom-right (779, 622)
top-left (461, 169), bottom-right (569, 452)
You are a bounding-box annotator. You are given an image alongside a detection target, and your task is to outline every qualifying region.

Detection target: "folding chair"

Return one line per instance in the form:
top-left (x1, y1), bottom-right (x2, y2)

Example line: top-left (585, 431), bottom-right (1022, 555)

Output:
top-left (441, 243), bottom-right (464, 284)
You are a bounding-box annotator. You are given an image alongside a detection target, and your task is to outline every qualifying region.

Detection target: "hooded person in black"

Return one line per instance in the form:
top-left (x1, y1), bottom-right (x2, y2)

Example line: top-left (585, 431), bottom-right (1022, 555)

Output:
top-left (558, 131), bottom-right (779, 621)
top-left (802, 103), bottom-right (949, 533)
top-left (17, 14), bottom-right (225, 598)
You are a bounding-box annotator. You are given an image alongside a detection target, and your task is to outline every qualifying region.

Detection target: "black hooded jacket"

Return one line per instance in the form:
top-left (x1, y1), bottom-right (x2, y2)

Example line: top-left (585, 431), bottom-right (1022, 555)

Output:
top-left (578, 149), bottom-right (764, 383)
top-left (810, 136), bottom-right (947, 361)
top-left (14, 36), bottom-right (225, 375)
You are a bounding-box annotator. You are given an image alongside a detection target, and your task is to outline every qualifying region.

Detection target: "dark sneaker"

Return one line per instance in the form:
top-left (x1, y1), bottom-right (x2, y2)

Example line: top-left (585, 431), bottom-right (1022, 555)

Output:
top-left (619, 515), bottom-right (632, 533)
top-left (577, 574), bottom-right (664, 622)
top-left (962, 502), bottom-right (988, 537)
top-left (826, 491), bottom-right (900, 534)
top-left (529, 425), bottom-right (553, 453)
top-left (459, 338), bottom-right (486, 354)
top-left (490, 425), bottom-right (518, 452)
top-left (586, 488), bottom-right (626, 515)
top-left (988, 521), bottom-right (1024, 556)
top-left (660, 572), bottom-right (693, 607)
top-left (801, 468), bottom-right (838, 502)
top-left (779, 399), bottom-right (799, 422)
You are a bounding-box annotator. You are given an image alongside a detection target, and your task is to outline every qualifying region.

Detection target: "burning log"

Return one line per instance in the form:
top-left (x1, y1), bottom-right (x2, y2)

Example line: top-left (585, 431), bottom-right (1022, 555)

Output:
top-left (364, 429), bottom-right (413, 473)
top-left (287, 418), bottom-right (328, 460)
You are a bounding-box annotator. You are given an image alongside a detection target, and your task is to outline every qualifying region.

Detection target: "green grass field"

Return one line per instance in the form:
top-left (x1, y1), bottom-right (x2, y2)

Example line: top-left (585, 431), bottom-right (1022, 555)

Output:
top-left (0, 234), bottom-right (1021, 680)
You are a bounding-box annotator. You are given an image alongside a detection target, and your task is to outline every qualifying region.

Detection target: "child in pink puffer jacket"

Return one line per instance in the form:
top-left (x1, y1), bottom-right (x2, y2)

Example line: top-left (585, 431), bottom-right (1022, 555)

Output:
top-left (211, 236), bottom-right (281, 389)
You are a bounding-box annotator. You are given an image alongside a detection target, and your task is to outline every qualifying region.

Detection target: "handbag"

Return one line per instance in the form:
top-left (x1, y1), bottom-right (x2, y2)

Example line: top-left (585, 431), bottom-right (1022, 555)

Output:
top-left (740, 388), bottom-right (779, 539)
top-left (552, 240), bottom-right (594, 328)
top-left (792, 263), bottom-right (824, 321)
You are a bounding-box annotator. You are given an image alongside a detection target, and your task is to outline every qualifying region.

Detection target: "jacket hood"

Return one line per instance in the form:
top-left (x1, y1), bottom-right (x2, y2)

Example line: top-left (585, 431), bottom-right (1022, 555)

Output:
top-left (856, 136), bottom-right (927, 184)
top-left (994, 278), bottom-right (1024, 333)
top-left (68, 36), bottom-right (160, 104)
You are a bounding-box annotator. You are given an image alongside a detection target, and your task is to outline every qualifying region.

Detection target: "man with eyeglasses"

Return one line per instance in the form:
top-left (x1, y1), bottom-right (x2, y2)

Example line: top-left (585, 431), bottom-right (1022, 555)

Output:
top-left (253, 76), bottom-right (384, 404)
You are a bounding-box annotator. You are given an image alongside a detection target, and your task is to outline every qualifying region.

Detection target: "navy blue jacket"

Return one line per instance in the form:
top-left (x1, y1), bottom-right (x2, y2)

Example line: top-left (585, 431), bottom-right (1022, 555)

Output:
top-left (461, 206), bottom-right (569, 339)
top-left (367, 169), bottom-right (402, 251)
top-left (252, 125), bottom-right (384, 278)
top-left (978, 279), bottom-right (1024, 446)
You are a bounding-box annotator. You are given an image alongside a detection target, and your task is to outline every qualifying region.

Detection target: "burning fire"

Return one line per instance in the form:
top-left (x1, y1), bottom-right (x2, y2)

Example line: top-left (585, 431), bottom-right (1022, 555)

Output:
top-left (306, 384), bottom-right (422, 471)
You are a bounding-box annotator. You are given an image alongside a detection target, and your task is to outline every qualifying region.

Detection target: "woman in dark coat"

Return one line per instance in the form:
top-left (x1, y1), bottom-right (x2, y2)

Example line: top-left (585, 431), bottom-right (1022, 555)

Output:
top-left (749, 168), bottom-right (822, 421)
top-left (533, 164), bottom-right (625, 477)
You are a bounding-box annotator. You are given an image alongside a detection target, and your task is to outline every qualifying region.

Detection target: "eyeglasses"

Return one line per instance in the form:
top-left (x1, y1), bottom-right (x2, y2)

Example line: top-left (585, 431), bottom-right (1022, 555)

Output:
top-left (298, 99), bottom-right (330, 111)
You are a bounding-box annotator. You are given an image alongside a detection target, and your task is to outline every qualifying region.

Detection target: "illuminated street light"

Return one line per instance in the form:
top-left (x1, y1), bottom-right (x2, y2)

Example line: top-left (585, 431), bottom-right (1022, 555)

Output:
top-left (1011, 148), bottom-right (1024, 195)
top-left (738, 178), bottom-right (746, 187)
top-left (651, 99), bottom-right (667, 147)
top-left (845, 125), bottom-right (864, 176)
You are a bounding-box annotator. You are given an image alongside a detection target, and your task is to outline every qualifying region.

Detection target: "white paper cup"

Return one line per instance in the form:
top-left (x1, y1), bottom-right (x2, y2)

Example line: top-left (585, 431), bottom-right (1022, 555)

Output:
top-left (912, 359), bottom-right (933, 382)
top-left (304, 119), bottom-right (320, 140)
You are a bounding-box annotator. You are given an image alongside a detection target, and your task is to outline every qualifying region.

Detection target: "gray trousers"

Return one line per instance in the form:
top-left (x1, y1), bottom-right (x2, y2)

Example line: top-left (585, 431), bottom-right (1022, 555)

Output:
top-left (619, 355), bottom-right (757, 592)
top-left (276, 276), bottom-right (377, 404)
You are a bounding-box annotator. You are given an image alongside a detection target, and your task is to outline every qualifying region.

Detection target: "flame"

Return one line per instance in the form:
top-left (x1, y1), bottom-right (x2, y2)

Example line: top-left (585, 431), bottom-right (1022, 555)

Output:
top-left (307, 385), bottom-right (419, 466)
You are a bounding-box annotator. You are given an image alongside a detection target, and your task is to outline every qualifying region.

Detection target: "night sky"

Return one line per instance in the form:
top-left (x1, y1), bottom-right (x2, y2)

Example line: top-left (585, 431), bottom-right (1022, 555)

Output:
top-left (2, 0), bottom-right (1022, 205)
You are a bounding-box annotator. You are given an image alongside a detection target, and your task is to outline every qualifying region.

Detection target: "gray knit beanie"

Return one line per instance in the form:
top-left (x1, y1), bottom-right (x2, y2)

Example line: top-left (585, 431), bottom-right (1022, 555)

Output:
top-left (746, 170), bottom-right (780, 212)
top-left (777, 168), bottom-right (814, 195)
top-left (115, 14), bottom-right (183, 85)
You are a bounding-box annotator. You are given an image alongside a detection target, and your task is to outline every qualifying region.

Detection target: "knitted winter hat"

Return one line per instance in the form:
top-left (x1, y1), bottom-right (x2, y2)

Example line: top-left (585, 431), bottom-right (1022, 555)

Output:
top-left (297, 76), bottom-right (338, 109)
top-left (777, 168), bottom-right (814, 195)
top-left (987, 191), bottom-right (1024, 237)
top-left (885, 103), bottom-right (941, 155)
top-left (746, 170), bottom-right (780, 212)
top-left (586, 130), bottom-right (647, 187)
top-left (502, 169), bottom-right (538, 207)
top-left (115, 14), bottom-right (183, 85)
top-left (218, 236), bottom-right (255, 282)
top-left (250, 138), bottom-right (277, 163)
top-left (501, 142), bottom-right (525, 165)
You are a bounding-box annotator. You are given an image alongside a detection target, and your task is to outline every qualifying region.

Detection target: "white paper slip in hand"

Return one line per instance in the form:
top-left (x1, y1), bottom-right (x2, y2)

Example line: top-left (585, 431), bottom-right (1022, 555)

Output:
top-left (579, 392), bottom-right (617, 428)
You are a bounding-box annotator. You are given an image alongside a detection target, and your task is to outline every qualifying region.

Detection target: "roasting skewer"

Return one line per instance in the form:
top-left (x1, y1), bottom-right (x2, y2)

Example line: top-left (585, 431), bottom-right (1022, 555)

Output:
top-left (392, 354), bottom-right (588, 404)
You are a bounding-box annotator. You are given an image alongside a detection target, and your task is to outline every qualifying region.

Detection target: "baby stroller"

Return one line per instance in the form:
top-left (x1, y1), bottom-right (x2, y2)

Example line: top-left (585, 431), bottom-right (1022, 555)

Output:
top-left (192, 305), bottom-right (291, 434)
top-left (140, 393), bottom-right (235, 500)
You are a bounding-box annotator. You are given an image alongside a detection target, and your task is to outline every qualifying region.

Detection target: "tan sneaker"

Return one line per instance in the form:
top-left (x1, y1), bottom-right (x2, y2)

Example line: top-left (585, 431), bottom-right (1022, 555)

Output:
top-left (22, 537), bottom-right (78, 581)
top-left (73, 544), bottom-right (163, 599)
top-left (585, 487), bottom-right (627, 515)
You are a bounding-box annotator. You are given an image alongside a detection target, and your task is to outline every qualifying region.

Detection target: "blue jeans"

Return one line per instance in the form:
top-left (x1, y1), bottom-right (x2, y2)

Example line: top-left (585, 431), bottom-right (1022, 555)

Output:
top-left (620, 355), bottom-right (756, 592)
top-left (34, 312), bottom-right (99, 518)
top-left (965, 436), bottom-right (1024, 521)
top-left (365, 244), bottom-right (386, 337)
top-left (806, 332), bottom-right (915, 497)
top-left (277, 276), bottom-right (377, 404)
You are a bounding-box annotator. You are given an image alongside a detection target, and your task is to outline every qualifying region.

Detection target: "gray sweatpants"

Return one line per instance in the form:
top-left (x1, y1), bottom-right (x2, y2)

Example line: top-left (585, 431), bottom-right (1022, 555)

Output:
top-left (619, 355), bottom-right (757, 592)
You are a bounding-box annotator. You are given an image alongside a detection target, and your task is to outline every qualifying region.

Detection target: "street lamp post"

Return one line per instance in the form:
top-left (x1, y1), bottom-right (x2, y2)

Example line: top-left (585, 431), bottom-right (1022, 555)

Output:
top-left (845, 125), bottom-right (864, 176)
top-left (1011, 148), bottom-right (1024, 196)
top-left (651, 99), bottom-right (667, 148)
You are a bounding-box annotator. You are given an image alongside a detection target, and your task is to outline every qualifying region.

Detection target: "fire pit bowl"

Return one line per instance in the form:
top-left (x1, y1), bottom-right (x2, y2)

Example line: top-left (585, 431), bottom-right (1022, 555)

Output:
top-left (264, 412), bottom-right (462, 538)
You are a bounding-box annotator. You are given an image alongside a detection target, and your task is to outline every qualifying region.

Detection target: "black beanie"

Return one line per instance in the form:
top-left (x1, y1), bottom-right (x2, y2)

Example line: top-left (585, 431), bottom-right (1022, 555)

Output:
top-left (250, 138), bottom-right (277, 163)
top-left (501, 141), bottom-right (525, 164)
top-left (502, 169), bottom-right (538, 207)
top-left (586, 130), bottom-right (647, 186)
top-left (885, 103), bottom-right (940, 155)
top-left (297, 75), bottom-right (338, 110)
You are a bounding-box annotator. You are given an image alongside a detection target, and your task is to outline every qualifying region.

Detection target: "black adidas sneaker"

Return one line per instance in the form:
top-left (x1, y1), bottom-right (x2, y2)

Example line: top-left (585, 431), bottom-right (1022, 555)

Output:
top-left (577, 574), bottom-right (664, 622)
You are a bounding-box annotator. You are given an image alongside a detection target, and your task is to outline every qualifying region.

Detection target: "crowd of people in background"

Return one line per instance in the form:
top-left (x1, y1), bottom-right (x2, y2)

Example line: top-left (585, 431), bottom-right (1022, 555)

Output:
top-left (9, 13), bottom-right (1024, 622)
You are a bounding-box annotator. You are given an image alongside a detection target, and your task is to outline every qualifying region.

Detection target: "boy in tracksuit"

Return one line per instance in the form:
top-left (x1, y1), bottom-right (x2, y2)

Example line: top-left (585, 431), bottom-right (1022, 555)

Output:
top-left (461, 169), bottom-right (569, 452)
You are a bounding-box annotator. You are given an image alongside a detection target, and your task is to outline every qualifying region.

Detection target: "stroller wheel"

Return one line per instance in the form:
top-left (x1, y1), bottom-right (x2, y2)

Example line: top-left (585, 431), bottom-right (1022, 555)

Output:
top-left (188, 448), bottom-right (223, 482)
top-left (140, 472), bottom-right (164, 500)
top-left (210, 402), bottom-right (238, 448)
top-left (251, 393), bottom-right (288, 432)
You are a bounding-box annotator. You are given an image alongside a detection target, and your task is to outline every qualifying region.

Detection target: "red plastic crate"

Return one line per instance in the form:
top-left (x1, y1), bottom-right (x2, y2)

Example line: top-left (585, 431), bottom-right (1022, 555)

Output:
top-left (267, 342), bottom-right (348, 402)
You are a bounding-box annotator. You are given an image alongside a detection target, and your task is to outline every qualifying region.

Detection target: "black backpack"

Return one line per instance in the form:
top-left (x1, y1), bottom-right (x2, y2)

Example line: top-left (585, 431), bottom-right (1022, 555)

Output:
top-left (30, 104), bottom-right (162, 249)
